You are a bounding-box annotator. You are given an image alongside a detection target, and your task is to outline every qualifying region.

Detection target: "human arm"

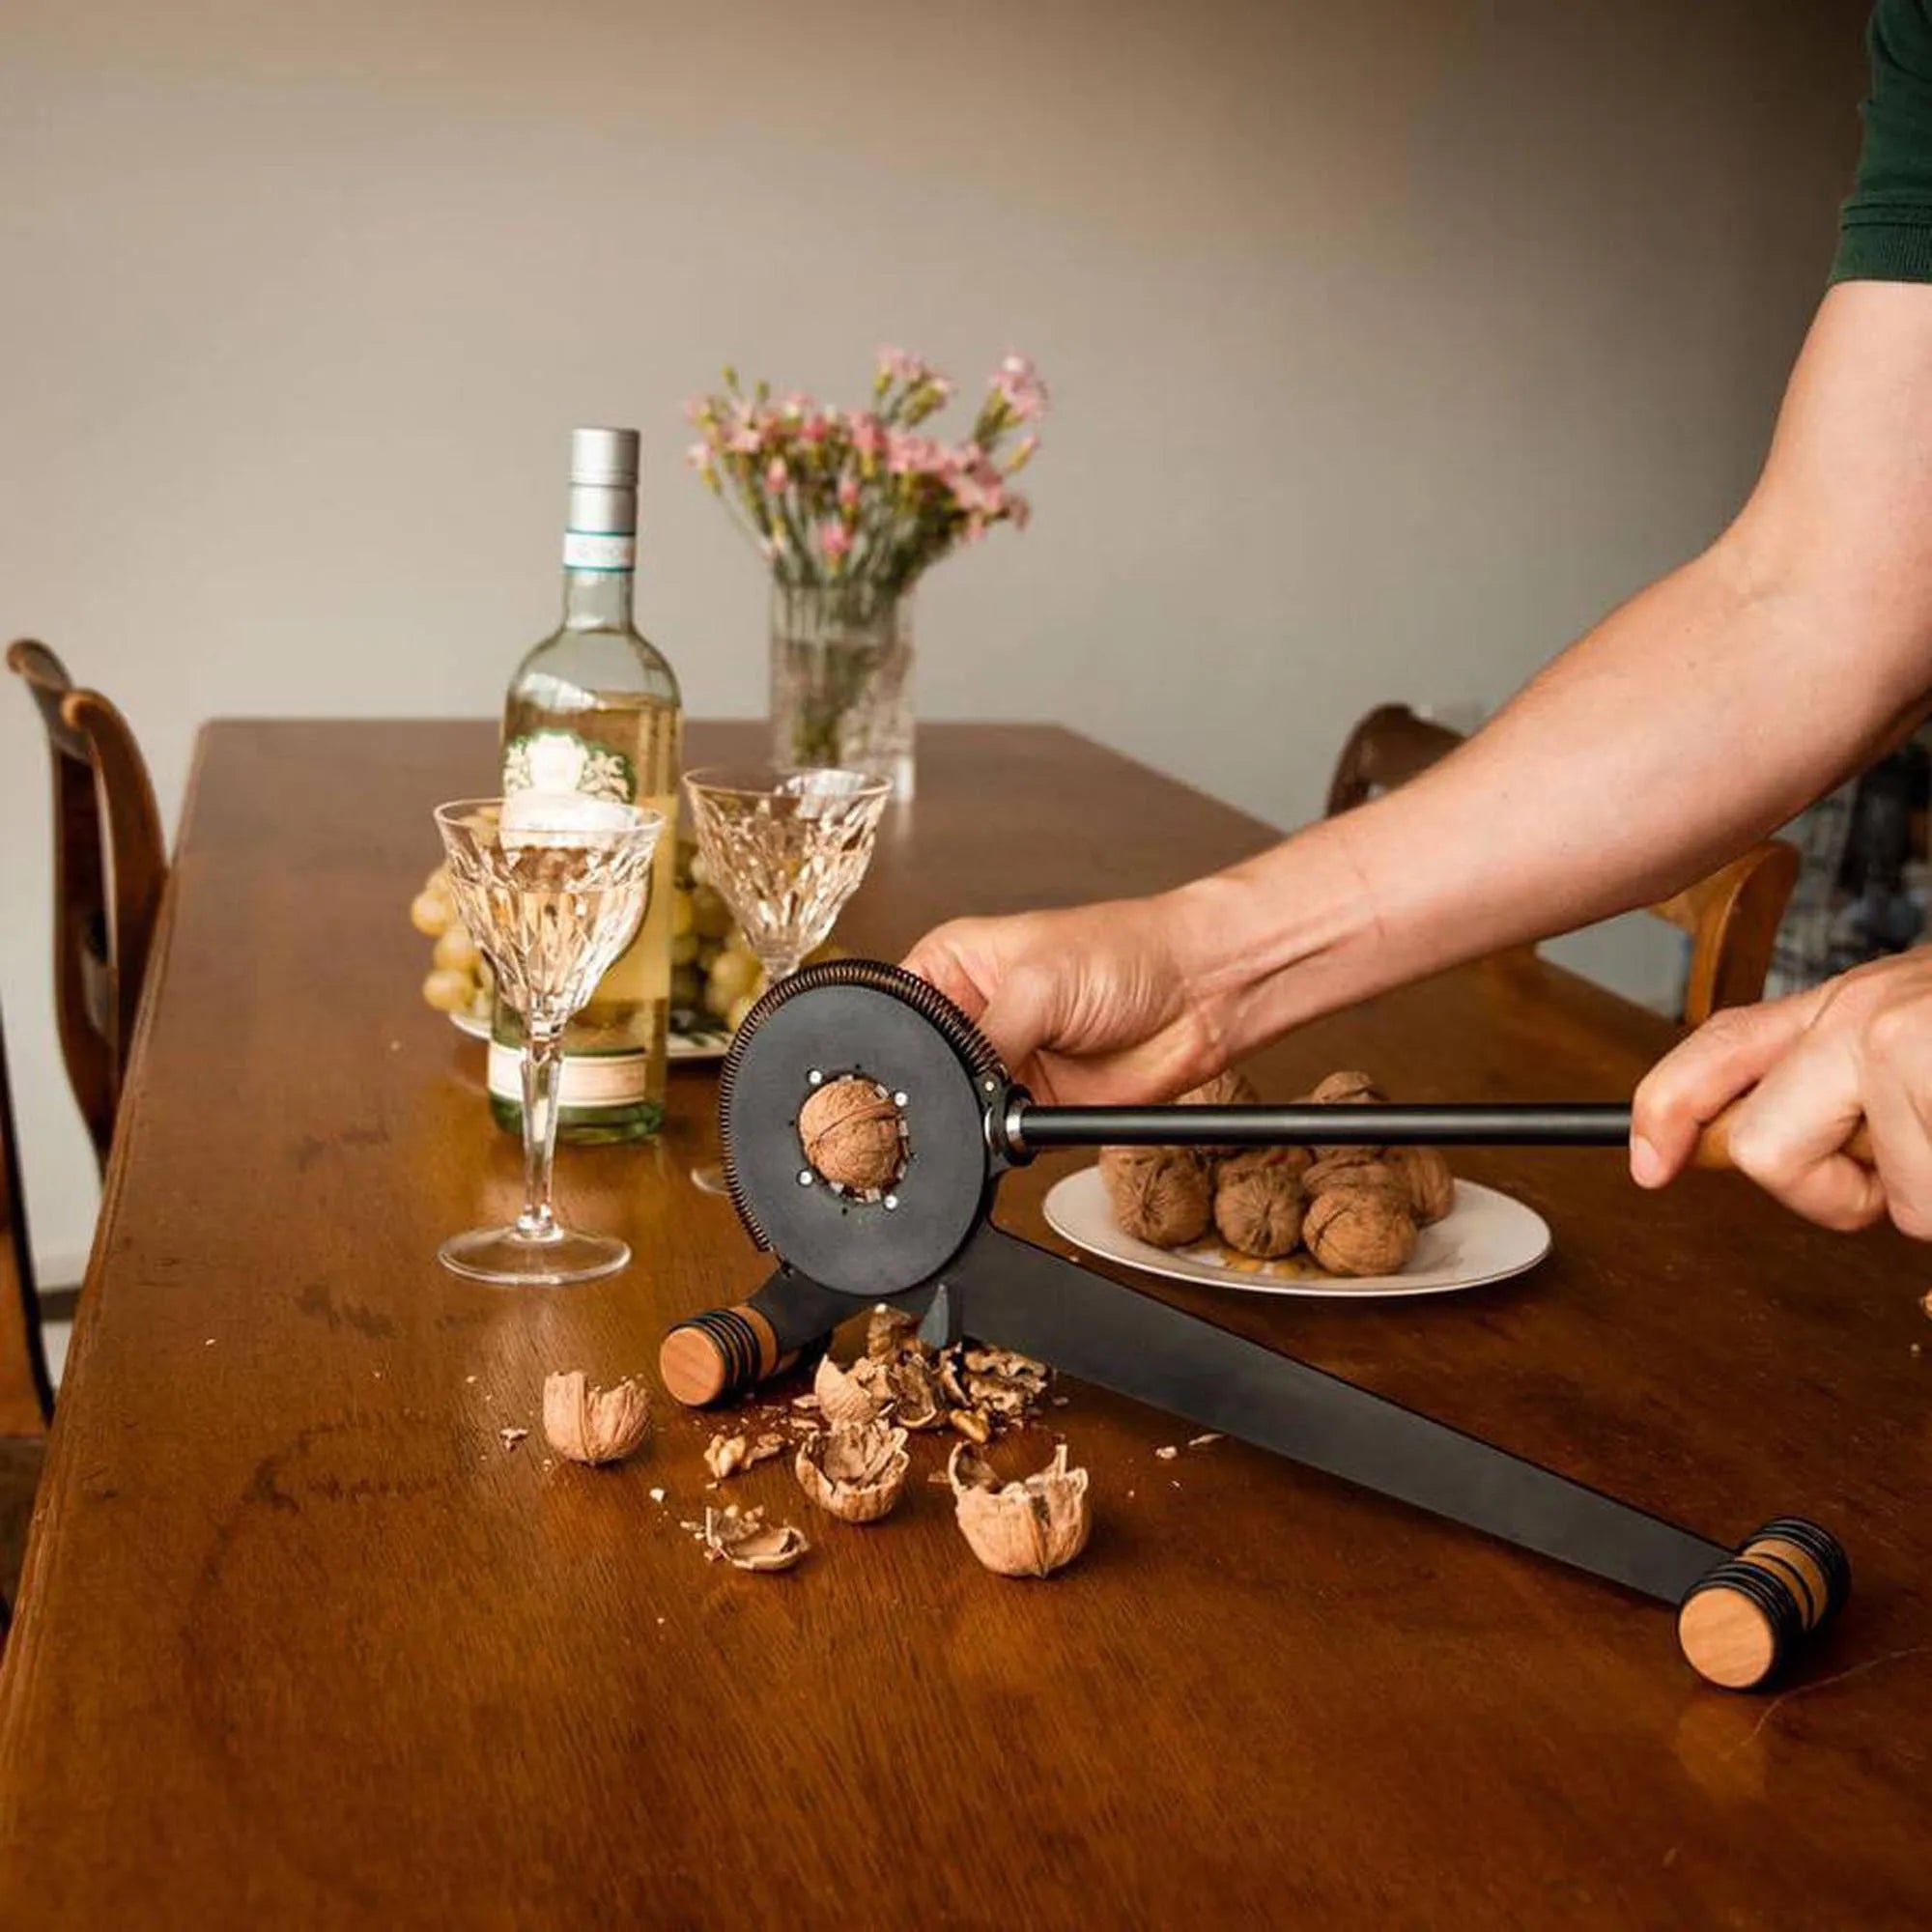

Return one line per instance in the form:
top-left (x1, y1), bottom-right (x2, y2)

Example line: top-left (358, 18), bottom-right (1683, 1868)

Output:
top-left (909, 284), bottom-right (1932, 1104)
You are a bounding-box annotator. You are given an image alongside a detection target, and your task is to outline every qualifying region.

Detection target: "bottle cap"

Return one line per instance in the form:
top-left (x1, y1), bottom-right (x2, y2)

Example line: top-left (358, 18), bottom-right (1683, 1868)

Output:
top-left (570, 427), bottom-right (639, 487)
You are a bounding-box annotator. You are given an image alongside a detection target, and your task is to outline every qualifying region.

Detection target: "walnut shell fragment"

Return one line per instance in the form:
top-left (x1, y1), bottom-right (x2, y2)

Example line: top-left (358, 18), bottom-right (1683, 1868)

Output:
top-left (1388, 1146), bottom-right (1456, 1226)
top-left (814, 1350), bottom-right (884, 1426)
top-left (702, 1504), bottom-right (810, 1572)
top-left (1100, 1145), bottom-right (1211, 1248)
top-left (540, 1371), bottom-right (652, 1466)
top-left (1303, 1188), bottom-right (1417, 1278)
top-left (949, 1441), bottom-right (1092, 1578)
top-left (1212, 1162), bottom-right (1304, 1259)
top-left (793, 1420), bottom-right (911, 1523)
top-left (798, 1076), bottom-right (905, 1198)
top-left (704, 1430), bottom-right (785, 1481)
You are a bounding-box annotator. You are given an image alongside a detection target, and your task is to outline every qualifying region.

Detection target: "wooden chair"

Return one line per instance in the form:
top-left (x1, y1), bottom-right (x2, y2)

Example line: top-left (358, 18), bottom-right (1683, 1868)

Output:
top-left (1326, 703), bottom-right (1801, 1026)
top-left (0, 1006), bottom-right (54, 1637)
top-left (7, 640), bottom-right (168, 1169)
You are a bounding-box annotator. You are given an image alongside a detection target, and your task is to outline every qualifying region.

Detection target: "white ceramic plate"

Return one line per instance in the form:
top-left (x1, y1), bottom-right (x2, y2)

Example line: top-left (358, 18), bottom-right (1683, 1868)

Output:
top-left (448, 1008), bottom-right (731, 1064)
top-left (1041, 1167), bottom-right (1551, 1300)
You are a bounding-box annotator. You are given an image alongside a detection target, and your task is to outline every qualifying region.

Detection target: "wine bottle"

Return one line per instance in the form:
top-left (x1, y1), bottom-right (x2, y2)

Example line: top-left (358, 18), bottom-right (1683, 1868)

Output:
top-left (491, 427), bottom-right (682, 1142)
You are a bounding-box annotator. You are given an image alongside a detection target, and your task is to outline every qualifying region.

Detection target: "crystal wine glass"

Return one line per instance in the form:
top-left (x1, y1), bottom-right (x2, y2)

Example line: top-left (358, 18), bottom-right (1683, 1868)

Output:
top-left (683, 763), bottom-right (893, 1191)
top-left (433, 795), bottom-right (664, 1284)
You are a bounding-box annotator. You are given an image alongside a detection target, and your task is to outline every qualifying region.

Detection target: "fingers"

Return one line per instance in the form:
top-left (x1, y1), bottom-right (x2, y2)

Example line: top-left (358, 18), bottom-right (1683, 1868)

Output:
top-left (1847, 986), bottom-right (1932, 1236)
top-left (900, 923), bottom-right (993, 1020)
top-left (1631, 992), bottom-right (1819, 1185)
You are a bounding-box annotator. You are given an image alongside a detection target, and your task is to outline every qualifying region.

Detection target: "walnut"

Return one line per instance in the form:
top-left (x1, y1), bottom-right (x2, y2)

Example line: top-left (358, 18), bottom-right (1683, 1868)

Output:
top-left (798, 1076), bottom-right (905, 1197)
top-left (1303, 1154), bottom-right (1407, 1202)
top-left (793, 1420), bottom-right (910, 1523)
top-left (1212, 1162), bottom-right (1304, 1259)
top-left (1100, 1145), bottom-right (1212, 1248)
top-left (813, 1351), bottom-right (883, 1426)
top-left (1177, 1066), bottom-right (1260, 1157)
top-left (1303, 1188), bottom-right (1417, 1277)
top-left (1387, 1146), bottom-right (1456, 1225)
top-left (540, 1371), bottom-right (651, 1466)
top-left (701, 1504), bottom-right (810, 1572)
top-left (1310, 1069), bottom-right (1384, 1105)
top-left (864, 1304), bottom-right (918, 1362)
top-left (949, 1441), bottom-right (1092, 1577)
top-left (1305, 1068), bottom-right (1387, 1160)
top-left (1220, 1145), bottom-right (1311, 1183)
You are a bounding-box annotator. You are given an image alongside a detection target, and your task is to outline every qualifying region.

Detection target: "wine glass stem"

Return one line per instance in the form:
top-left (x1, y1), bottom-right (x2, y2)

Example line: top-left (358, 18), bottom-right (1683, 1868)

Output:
top-left (518, 1021), bottom-right (565, 1242)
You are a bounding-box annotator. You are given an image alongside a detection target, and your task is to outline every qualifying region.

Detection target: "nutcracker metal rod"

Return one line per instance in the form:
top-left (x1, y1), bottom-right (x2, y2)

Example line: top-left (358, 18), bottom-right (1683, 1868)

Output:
top-left (1006, 1101), bottom-right (1634, 1155)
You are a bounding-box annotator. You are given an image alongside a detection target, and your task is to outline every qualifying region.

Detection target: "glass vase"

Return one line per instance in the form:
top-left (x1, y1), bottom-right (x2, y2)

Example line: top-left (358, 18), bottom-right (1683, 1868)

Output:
top-left (769, 581), bottom-right (915, 800)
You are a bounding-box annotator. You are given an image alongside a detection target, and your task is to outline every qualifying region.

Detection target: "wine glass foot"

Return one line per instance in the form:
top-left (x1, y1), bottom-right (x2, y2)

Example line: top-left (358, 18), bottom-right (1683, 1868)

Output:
top-left (438, 1224), bottom-right (630, 1287)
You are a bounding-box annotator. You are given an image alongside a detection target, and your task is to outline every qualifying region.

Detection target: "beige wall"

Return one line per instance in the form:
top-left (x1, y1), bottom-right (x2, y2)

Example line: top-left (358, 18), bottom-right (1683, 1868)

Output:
top-left (0, 0), bottom-right (1869, 1277)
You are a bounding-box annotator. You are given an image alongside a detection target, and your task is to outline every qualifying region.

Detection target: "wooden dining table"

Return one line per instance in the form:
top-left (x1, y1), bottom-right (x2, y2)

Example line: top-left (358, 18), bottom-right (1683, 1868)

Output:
top-left (1, 718), bottom-right (1928, 1928)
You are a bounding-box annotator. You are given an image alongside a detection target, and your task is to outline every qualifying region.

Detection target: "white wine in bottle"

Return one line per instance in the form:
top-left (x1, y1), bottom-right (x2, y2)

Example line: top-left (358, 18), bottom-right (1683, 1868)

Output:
top-left (491, 426), bottom-right (682, 1143)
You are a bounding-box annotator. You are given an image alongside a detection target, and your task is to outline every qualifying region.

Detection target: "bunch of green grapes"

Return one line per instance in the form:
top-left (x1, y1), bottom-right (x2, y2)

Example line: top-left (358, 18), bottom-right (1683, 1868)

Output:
top-left (668, 843), bottom-right (765, 1035)
top-left (411, 867), bottom-right (493, 1021)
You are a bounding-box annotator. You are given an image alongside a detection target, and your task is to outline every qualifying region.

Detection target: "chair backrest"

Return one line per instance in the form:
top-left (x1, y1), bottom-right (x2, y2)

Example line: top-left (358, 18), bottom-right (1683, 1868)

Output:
top-left (1325, 703), bottom-right (1801, 1026)
top-left (0, 1006), bottom-right (52, 1439)
top-left (7, 640), bottom-right (168, 1167)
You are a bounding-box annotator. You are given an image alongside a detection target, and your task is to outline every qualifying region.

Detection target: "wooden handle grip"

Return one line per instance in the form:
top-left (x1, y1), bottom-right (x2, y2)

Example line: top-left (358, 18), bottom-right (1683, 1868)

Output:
top-left (1677, 1518), bottom-right (1851, 1690)
top-left (1690, 1105), bottom-right (1876, 1173)
top-left (659, 1303), bottom-right (798, 1408)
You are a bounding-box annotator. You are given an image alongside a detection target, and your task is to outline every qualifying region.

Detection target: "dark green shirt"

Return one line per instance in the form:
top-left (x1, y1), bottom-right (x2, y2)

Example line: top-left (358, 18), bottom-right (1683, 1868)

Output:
top-left (1835, 0), bottom-right (1932, 280)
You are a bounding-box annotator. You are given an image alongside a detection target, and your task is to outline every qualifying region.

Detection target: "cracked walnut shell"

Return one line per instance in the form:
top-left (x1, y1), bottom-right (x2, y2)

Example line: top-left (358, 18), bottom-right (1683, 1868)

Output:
top-left (813, 1350), bottom-right (884, 1426)
top-left (949, 1441), bottom-right (1092, 1577)
top-left (1303, 1187), bottom-right (1417, 1277)
top-left (793, 1420), bottom-right (911, 1523)
top-left (540, 1371), bottom-right (652, 1466)
top-left (798, 1076), bottom-right (905, 1197)
top-left (702, 1504), bottom-right (810, 1572)
top-left (1100, 1145), bottom-right (1211, 1248)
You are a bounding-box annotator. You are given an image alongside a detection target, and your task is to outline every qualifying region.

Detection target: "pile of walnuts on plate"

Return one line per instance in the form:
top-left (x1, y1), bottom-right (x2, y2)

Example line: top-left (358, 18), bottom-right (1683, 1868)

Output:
top-left (1098, 1069), bottom-right (1456, 1278)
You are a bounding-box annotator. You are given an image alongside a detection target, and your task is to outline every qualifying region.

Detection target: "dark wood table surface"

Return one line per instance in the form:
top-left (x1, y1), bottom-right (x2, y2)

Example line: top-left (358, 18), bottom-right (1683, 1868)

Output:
top-left (2, 719), bottom-right (1929, 1929)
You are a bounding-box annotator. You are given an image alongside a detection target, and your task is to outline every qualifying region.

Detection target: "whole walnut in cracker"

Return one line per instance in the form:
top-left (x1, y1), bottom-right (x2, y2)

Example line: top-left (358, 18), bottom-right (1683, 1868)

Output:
top-left (1387, 1146), bottom-right (1456, 1225)
top-left (798, 1076), bottom-right (904, 1197)
top-left (1304, 1188), bottom-right (1417, 1277)
top-left (1099, 1145), bottom-right (1212, 1248)
top-left (1177, 1066), bottom-right (1260, 1158)
top-left (1213, 1162), bottom-right (1305, 1259)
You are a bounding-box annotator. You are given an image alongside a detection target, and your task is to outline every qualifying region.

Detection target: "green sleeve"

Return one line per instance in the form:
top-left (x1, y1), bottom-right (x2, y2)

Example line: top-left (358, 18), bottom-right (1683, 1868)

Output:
top-left (1833, 0), bottom-right (1932, 283)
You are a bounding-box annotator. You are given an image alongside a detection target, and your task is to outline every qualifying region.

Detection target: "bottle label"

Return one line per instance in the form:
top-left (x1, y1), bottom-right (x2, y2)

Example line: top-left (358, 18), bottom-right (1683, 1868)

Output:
top-left (502, 727), bottom-right (638, 804)
top-left (488, 1040), bottom-right (653, 1110)
top-left (562, 530), bottom-right (636, 572)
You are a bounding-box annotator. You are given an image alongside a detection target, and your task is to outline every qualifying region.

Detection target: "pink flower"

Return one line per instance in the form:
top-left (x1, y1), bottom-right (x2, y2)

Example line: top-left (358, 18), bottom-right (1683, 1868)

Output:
top-left (877, 346), bottom-right (927, 384)
top-left (850, 412), bottom-right (886, 459)
top-left (837, 475), bottom-right (861, 511)
top-left (685, 441), bottom-right (714, 471)
top-left (993, 352), bottom-right (1049, 423)
top-left (819, 521), bottom-right (853, 561)
top-left (800, 412), bottom-right (831, 444)
top-left (765, 457), bottom-right (789, 492)
top-left (888, 432), bottom-right (945, 476)
top-left (951, 469), bottom-right (1006, 518)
